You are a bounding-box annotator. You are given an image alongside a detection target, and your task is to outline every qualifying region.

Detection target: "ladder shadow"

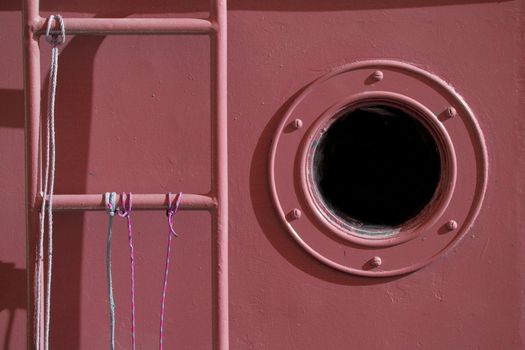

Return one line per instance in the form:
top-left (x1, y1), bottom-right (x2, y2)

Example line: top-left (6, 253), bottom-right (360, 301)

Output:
top-left (0, 0), bottom-right (512, 13)
top-left (41, 34), bottom-right (104, 349)
top-left (0, 262), bottom-right (26, 350)
top-left (0, 33), bottom-right (104, 348)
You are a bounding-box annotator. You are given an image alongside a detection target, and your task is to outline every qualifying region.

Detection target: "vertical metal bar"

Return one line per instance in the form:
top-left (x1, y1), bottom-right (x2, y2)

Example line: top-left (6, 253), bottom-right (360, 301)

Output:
top-left (23, 0), bottom-right (41, 348)
top-left (211, 0), bottom-right (228, 349)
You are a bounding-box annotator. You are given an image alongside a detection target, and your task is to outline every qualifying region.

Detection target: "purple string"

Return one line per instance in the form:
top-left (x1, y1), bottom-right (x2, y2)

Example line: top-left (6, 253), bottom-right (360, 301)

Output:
top-left (159, 192), bottom-right (182, 350)
top-left (119, 192), bottom-right (136, 350)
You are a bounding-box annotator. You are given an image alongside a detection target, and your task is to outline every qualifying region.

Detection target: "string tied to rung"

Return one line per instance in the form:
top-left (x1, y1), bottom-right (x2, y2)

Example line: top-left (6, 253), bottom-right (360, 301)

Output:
top-left (118, 192), bottom-right (136, 350)
top-left (104, 192), bottom-right (117, 350)
top-left (159, 192), bottom-right (183, 349)
top-left (167, 192), bottom-right (182, 237)
top-left (45, 15), bottom-right (66, 47)
top-left (35, 14), bottom-right (65, 350)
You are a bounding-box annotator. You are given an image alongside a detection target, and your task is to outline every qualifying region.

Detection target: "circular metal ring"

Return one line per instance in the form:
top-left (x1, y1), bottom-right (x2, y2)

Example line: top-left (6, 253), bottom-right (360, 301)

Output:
top-left (268, 60), bottom-right (488, 277)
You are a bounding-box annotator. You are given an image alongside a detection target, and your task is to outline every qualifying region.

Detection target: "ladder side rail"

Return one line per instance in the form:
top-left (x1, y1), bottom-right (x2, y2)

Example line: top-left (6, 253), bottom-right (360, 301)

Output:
top-left (210, 1), bottom-right (228, 350)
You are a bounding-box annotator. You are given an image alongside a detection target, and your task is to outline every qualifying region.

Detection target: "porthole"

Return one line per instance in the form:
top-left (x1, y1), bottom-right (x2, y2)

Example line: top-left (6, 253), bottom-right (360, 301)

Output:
top-left (309, 103), bottom-right (441, 235)
top-left (269, 60), bottom-right (487, 277)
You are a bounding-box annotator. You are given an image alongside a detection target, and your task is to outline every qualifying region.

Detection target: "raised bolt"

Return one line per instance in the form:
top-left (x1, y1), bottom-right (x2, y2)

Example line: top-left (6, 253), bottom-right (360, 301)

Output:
top-left (291, 208), bottom-right (302, 220)
top-left (446, 220), bottom-right (458, 231)
top-left (446, 107), bottom-right (457, 118)
top-left (372, 70), bottom-right (384, 81)
top-left (292, 119), bottom-right (303, 129)
top-left (370, 256), bottom-right (382, 267)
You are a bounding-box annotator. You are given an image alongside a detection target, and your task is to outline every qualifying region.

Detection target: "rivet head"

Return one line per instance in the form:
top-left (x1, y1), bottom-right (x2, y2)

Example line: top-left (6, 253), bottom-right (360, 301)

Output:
top-left (292, 119), bottom-right (303, 130)
top-left (446, 220), bottom-right (458, 231)
top-left (291, 208), bottom-right (302, 220)
top-left (370, 256), bottom-right (382, 267)
top-left (372, 70), bottom-right (384, 81)
top-left (446, 107), bottom-right (457, 118)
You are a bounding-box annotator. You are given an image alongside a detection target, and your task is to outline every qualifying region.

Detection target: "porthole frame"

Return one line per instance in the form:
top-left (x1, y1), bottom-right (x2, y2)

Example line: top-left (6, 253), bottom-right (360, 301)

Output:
top-left (268, 60), bottom-right (488, 277)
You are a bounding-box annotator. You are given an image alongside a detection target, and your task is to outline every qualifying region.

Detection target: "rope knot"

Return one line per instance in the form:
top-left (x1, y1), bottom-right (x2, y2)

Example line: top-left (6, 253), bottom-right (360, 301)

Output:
top-left (45, 15), bottom-right (66, 46)
top-left (105, 192), bottom-right (117, 217)
top-left (118, 192), bottom-right (133, 218)
top-left (166, 192), bottom-right (183, 237)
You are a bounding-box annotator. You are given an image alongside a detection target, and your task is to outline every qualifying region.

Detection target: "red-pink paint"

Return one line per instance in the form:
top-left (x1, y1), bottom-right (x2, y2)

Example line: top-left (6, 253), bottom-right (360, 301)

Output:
top-left (0, 0), bottom-right (521, 349)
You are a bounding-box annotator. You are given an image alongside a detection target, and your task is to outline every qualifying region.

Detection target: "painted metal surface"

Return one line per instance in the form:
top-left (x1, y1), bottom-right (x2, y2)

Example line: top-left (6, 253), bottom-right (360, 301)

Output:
top-left (0, 0), bottom-right (523, 349)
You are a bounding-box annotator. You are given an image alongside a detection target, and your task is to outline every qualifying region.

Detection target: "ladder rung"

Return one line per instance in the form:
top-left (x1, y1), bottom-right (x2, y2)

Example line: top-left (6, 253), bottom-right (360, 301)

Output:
top-left (41, 193), bottom-right (216, 211)
top-left (34, 17), bottom-right (215, 35)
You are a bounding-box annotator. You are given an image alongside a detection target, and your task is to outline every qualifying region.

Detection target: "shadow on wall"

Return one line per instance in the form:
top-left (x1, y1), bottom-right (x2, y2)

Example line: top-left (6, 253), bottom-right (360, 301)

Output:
top-left (0, 29), bottom-right (104, 348)
top-left (36, 35), bottom-right (103, 349)
top-left (0, 90), bottom-right (23, 129)
top-left (0, 0), bottom-right (511, 13)
top-left (0, 262), bottom-right (26, 350)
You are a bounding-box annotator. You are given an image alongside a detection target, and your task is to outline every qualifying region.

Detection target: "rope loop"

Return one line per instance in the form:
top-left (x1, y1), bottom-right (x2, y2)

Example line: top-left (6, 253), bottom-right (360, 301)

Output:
top-left (119, 191), bottom-right (136, 350)
top-left (104, 192), bottom-right (117, 350)
top-left (159, 191), bottom-right (183, 349)
top-left (166, 192), bottom-right (183, 216)
top-left (45, 15), bottom-right (66, 46)
top-left (166, 192), bottom-right (182, 237)
top-left (105, 192), bottom-right (117, 217)
top-left (41, 17), bottom-right (65, 348)
top-left (118, 192), bottom-right (133, 217)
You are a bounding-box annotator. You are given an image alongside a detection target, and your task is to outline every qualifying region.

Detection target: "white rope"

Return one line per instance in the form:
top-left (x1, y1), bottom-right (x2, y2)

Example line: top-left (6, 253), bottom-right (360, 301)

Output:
top-left (37, 14), bottom-right (65, 350)
top-left (34, 49), bottom-right (53, 350)
top-left (105, 192), bottom-right (117, 350)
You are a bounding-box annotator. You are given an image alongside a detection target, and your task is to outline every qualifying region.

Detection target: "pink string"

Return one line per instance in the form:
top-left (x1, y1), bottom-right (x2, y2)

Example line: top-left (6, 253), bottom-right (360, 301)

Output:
top-left (159, 192), bottom-right (182, 350)
top-left (119, 192), bottom-right (136, 350)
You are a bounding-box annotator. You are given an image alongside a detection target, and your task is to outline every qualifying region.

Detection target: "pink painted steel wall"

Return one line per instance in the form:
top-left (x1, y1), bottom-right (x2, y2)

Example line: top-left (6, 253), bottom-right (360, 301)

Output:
top-left (0, 0), bottom-right (524, 349)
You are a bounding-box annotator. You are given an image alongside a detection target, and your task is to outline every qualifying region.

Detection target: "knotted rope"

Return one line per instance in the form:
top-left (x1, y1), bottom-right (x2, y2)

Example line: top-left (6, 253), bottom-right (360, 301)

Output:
top-left (105, 192), bottom-right (117, 350)
top-left (35, 14), bottom-right (65, 350)
top-left (159, 192), bottom-right (183, 349)
top-left (119, 193), bottom-right (136, 350)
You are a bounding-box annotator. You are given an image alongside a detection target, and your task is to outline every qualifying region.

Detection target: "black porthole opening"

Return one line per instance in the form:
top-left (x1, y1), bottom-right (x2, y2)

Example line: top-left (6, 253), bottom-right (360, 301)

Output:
top-left (312, 104), bottom-right (441, 228)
